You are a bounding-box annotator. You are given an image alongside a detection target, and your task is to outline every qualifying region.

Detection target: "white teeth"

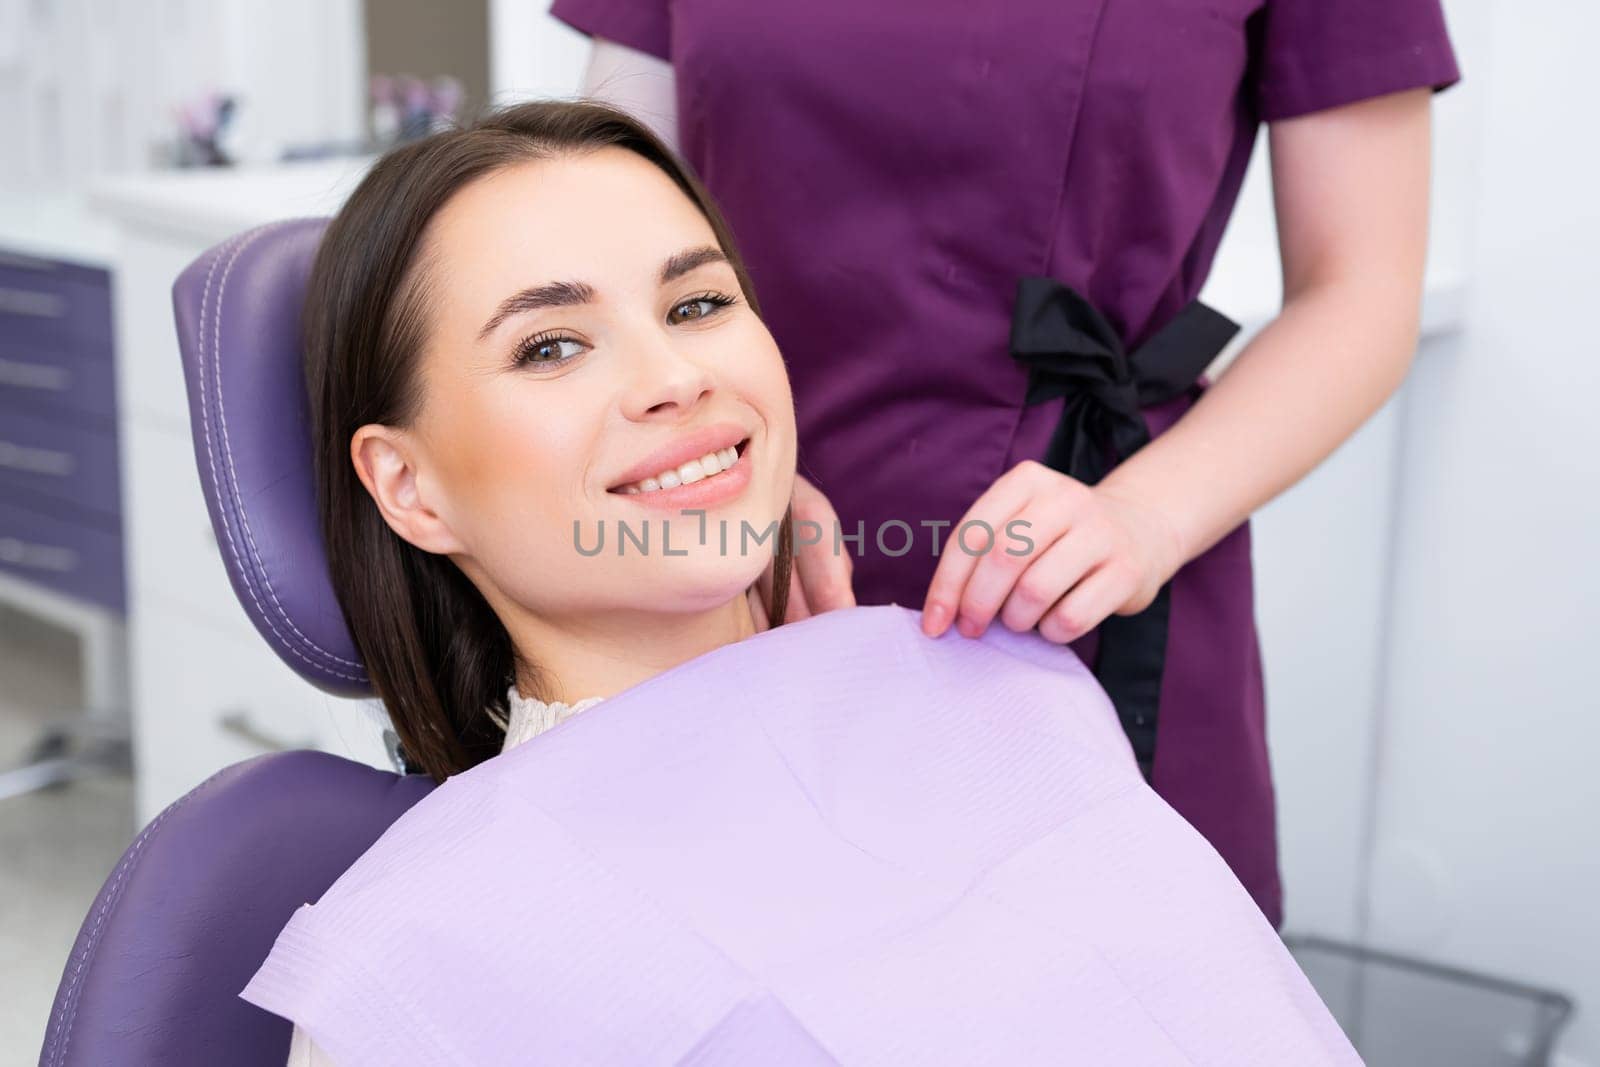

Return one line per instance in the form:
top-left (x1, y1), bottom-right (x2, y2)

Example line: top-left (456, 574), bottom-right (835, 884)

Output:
top-left (615, 441), bottom-right (745, 495)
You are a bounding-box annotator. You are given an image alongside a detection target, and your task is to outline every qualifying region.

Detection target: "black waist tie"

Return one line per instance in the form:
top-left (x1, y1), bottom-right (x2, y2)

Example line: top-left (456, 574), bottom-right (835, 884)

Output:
top-left (1008, 277), bottom-right (1241, 781)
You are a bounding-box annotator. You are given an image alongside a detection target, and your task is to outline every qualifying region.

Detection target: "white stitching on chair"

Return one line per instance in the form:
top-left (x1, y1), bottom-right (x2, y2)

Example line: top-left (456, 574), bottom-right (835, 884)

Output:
top-left (210, 222), bottom-right (366, 674)
top-left (199, 225), bottom-right (361, 679)
top-left (43, 762), bottom-right (242, 1066)
top-left (201, 222), bottom-right (366, 681)
top-left (196, 229), bottom-right (324, 675)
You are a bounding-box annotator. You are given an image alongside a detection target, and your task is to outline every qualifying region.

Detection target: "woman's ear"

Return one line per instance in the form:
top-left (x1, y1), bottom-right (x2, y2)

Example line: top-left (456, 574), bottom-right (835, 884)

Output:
top-left (350, 424), bottom-right (468, 556)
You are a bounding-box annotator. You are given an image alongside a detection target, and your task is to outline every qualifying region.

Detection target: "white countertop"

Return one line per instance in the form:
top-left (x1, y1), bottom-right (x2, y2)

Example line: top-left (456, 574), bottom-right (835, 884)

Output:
top-left (87, 156), bottom-right (378, 245)
top-left (0, 189), bottom-right (119, 267)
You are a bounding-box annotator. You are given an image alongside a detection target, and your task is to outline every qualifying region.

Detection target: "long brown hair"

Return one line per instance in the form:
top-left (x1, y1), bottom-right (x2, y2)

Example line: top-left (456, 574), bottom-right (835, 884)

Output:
top-left (304, 100), bottom-right (793, 783)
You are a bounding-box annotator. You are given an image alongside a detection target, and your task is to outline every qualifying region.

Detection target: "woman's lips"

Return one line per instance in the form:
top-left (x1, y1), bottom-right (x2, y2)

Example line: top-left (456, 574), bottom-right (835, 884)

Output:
top-left (607, 438), bottom-right (753, 511)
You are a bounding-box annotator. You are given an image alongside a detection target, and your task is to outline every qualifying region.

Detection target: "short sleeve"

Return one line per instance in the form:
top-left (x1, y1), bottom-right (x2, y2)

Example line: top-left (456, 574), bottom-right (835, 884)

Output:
top-left (1249, 0), bottom-right (1463, 122)
top-left (548, 0), bottom-right (672, 63)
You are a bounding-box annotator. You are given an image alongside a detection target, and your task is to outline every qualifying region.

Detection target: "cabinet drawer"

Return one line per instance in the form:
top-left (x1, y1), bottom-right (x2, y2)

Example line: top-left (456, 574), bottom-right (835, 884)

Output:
top-left (0, 405), bottom-right (122, 519)
top-left (0, 339), bottom-right (118, 421)
top-left (130, 603), bottom-right (392, 824)
top-left (0, 258), bottom-right (113, 354)
top-left (0, 494), bottom-right (124, 613)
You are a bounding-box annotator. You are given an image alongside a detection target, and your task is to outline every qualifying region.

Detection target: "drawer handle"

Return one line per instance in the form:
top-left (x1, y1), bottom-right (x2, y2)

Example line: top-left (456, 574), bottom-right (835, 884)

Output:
top-left (0, 357), bottom-right (71, 392)
top-left (0, 536), bottom-right (78, 572)
top-left (0, 439), bottom-right (74, 477)
top-left (216, 708), bottom-right (316, 752)
top-left (0, 286), bottom-right (67, 319)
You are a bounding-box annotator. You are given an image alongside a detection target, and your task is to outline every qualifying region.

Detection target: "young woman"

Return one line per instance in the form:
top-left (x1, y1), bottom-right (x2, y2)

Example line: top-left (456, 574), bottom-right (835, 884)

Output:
top-left (262, 100), bottom-right (1357, 1065)
top-left (305, 100), bottom-right (798, 785)
top-left (282, 97), bottom-right (802, 1066)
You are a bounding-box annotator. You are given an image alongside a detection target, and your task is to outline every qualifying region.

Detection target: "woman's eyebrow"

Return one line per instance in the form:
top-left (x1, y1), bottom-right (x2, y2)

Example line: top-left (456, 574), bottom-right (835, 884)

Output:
top-left (476, 245), bottom-right (730, 340)
top-left (659, 245), bottom-right (729, 285)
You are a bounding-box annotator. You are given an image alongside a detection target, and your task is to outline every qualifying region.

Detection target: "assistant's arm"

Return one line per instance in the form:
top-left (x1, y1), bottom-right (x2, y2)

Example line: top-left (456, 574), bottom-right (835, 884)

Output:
top-left (1097, 87), bottom-right (1434, 569)
top-left (578, 37), bottom-right (681, 156)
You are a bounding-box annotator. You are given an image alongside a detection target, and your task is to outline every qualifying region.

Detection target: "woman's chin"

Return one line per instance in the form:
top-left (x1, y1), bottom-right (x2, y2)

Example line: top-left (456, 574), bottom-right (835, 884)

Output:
top-left (651, 558), bottom-right (769, 607)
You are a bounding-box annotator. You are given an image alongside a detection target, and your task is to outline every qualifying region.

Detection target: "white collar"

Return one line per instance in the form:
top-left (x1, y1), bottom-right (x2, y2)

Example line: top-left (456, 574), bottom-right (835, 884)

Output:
top-left (502, 683), bottom-right (606, 753)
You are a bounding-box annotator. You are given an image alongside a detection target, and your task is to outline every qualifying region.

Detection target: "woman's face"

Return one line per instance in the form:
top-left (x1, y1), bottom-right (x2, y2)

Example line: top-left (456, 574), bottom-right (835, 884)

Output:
top-left (356, 147), bottom-right (796, 627)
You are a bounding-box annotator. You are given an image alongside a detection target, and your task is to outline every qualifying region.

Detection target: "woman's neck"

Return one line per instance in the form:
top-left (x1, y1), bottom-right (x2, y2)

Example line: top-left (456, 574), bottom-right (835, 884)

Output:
top-left (509, 586), bottom-right (767, 705)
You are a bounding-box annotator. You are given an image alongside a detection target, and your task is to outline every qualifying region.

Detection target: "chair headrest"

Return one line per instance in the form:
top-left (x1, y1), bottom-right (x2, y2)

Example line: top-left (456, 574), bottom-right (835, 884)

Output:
top-left (171, 218), bottom-right (372, 697)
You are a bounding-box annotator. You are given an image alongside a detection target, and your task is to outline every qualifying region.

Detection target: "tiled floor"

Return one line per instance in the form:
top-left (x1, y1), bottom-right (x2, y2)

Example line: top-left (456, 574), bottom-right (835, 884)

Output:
top-left (0, 602), bottom-right (135, 1065)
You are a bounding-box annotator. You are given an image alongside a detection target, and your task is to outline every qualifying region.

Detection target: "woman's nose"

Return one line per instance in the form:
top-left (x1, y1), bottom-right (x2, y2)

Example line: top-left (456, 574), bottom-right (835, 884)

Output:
top-left (617, 324), bottom-right (717, 418)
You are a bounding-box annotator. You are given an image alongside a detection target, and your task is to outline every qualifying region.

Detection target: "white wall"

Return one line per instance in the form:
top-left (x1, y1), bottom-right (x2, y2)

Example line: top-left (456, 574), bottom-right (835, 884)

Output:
top-left (1237, 0), bottom-right (1485, 931)
top-left (1247, 0), bottom-right (1486, 947)
top-left (1363, 3), bottom-right (1600, 1063)
top-left (0, 0), bottom-right (363, 191)
top-left (490, 0), bottom-right (589, 105)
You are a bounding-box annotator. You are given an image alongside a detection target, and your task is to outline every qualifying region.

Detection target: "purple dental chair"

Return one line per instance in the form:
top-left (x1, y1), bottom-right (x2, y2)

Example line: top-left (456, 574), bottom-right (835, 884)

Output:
top-left (38, 219), bottom-right (437, 1066)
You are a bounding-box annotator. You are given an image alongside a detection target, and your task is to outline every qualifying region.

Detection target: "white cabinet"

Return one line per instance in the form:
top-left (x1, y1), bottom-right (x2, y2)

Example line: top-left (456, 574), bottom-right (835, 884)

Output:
top-left (129, 601), bottom-right (389, 821)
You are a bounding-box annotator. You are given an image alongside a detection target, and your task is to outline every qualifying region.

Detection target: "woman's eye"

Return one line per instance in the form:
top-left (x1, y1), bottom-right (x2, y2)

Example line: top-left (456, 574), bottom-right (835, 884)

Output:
top-left (513, 334), bottom-right (585, 368)
top-left (667, 292), bottom-right (738, 325)
top-left (514, 293), bottom-right (737, 368)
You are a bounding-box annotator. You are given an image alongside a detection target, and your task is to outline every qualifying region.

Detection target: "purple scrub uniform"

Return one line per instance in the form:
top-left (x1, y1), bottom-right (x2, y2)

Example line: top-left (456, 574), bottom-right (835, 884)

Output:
top-left (550, 0), bottom-right (1461, 928)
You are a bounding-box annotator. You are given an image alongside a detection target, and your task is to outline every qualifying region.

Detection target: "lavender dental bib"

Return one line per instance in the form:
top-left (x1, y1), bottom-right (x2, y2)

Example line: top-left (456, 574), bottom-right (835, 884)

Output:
top-left (240, 605), bottom-right (1357, 1065)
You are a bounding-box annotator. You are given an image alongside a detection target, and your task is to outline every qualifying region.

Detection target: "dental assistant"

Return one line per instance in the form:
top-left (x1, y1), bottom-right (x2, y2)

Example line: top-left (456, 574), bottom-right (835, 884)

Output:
top-left (551, 0), bottom-right (1462, 928)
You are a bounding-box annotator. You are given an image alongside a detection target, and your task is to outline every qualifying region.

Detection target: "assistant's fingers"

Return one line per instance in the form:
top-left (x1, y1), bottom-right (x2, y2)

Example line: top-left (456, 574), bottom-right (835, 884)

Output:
top-left (931, 465), bottom-right (1102, 639)
top-left (798, 538), bottom-right (855, 612)
top-left (792, 477), bottom-right (856, 612)
top-left (951, 476), bottom-right (1113, 635)
top-left (945, 499), bottom-right (1071, 637)
top-left (922, 512), bottom-right (1021, 636)
top-left (920, 463), bottom-right (1045, 635)
top-left (995, 522), bottom-right (1112, 634)
top-left (1036, 562), bottom-right (1135, 645)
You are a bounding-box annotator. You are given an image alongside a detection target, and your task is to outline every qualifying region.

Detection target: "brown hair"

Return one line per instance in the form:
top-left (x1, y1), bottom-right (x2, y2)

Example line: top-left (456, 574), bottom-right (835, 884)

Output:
top-left (303, 100), bottom-right (793, 783)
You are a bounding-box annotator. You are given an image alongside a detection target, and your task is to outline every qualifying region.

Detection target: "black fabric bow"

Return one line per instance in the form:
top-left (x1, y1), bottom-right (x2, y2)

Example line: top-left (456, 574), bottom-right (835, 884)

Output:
top-left (1009, 275), bottom-right (1241, 486)
top-left (1008, 277), bottom-right (1240, 779)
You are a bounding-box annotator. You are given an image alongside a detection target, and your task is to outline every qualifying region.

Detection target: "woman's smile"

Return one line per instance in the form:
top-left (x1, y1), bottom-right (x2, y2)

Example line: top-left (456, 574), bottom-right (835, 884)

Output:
top-left (607, 436), bottom-right (753, 510)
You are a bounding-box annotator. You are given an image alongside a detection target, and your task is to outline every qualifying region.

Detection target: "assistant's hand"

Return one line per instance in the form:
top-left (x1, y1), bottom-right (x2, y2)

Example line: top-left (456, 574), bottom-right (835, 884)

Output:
top-left (753, 472), bottom-right (856, 625)
top-left (921, 460), bottom-right (1186, 645)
